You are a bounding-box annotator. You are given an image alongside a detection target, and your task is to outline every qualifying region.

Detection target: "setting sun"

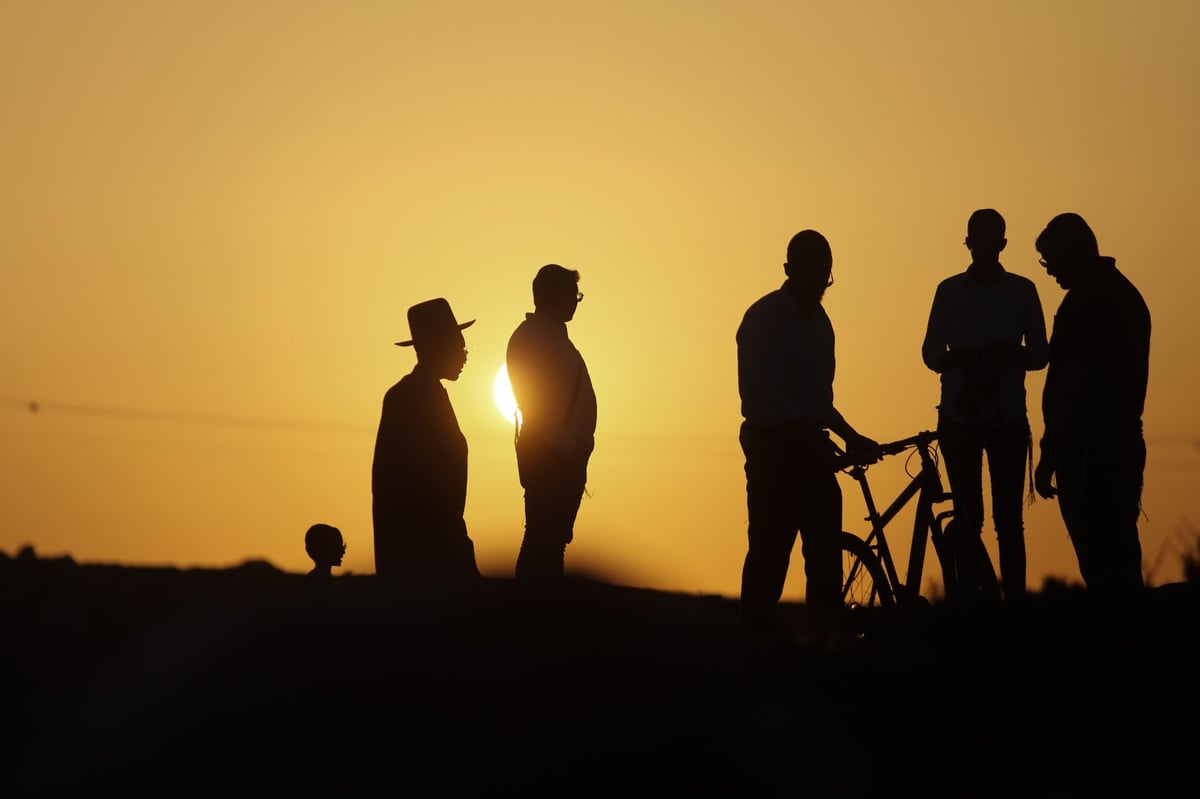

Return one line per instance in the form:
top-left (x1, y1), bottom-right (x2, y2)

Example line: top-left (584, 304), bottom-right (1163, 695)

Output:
top-left (493, 364), bottom-right (520, 426)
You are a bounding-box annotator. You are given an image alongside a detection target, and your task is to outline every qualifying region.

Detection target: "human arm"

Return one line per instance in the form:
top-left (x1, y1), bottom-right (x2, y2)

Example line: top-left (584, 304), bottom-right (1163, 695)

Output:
top-left (736, 304), bottom-right (795, 424)
top-left (921, 285), bottom-right (953, 372)
top-left (1034, 454), bottom-right (1057, 500)
top-left (1036, 311), bottom-right (1087, 500)
top-left (1022, 282), bottom-right (1050, 371)
top-left (827, 409), bottom-right (880, 460)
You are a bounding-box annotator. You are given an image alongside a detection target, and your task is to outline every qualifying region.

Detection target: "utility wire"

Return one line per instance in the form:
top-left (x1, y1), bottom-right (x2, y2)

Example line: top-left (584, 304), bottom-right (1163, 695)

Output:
top-left (3, 397), bottom-right (1198, 451)
top-left (0, 397), bottom-right (370, 435)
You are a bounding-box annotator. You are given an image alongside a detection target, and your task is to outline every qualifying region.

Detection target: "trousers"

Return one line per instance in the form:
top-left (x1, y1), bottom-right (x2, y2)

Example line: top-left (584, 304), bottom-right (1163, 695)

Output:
top-left (739, 422), bottom-right (843, 638)
top-left (938, 413), bottom-right (1031, 600)
top-left (1056, 431), bottom-right (1146, 597)
top-left (515, 436), bottom-right (591, 582)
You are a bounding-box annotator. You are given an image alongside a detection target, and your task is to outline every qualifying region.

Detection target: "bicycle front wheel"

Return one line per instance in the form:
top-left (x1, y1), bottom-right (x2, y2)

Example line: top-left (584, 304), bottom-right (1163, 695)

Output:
top-left (840, 532), bottom-right (896, 610)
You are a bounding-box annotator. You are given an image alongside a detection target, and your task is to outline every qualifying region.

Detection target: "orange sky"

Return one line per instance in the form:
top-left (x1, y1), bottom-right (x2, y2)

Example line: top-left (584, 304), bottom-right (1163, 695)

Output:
top-left (3, 1), bottom-right (1198, 598)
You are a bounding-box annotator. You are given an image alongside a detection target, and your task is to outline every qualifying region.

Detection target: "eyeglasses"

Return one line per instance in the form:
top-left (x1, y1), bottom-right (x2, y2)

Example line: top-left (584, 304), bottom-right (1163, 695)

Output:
top-left (825, 272), bottom-right (834, 289)
top-left (1038, 258), bottom-right (1049, 269)
top-left (575, 291), bottom-right (584, 302)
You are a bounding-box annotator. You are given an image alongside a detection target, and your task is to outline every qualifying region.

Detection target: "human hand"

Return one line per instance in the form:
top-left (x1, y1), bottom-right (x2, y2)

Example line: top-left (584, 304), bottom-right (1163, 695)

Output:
top-left (1034, 457), bottom-right (1057, 500)
top-left (845, 433), bottom-right (881, 464)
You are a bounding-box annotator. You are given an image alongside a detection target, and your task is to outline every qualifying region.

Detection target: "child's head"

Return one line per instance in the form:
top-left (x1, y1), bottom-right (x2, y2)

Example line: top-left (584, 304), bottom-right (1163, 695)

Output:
top-left (305, 523), bottom-right (345, 568)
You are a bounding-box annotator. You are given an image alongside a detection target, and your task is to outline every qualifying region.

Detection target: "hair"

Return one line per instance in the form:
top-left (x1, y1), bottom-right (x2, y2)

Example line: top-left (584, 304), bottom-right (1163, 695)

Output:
top-left (1036, 212), bottom-right (1099, 258)
top-left (784, 230), bottom-right (833, 307)
top-left (785, 230), bottom-right (832, 270)
top-left (532, 263), bottom-right (580, 306)
top-left (966, 208), bottom-right (1006, 245)
top-left (305, 523), bottom-right (343, 563)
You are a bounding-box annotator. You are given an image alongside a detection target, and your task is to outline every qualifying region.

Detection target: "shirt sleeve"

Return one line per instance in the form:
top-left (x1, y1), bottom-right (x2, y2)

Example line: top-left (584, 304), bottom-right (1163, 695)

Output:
top-left (736, 305), bottom-right (780, 421)
top-left (1022, 281), bottom-right (1050, 371)
top-left (921, 282), bottom-right (950, 373)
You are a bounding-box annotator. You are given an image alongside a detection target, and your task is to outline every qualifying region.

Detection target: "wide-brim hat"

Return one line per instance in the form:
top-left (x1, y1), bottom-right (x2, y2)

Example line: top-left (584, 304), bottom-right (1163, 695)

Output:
top-left (395, 297), bottom-right (475, 347)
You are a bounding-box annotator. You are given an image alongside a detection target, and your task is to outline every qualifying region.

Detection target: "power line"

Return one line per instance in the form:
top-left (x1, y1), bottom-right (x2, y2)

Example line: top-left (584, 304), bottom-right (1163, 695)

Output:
top-left (0, 397), bottom-right (370, 435)
top-left (4, 397), bottom-right (1199, 452)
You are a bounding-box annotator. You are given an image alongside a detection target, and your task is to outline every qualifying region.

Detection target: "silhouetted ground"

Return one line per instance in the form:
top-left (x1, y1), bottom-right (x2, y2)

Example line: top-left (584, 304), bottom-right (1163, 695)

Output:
top-left (3, 547), bottom-right (1197, 797)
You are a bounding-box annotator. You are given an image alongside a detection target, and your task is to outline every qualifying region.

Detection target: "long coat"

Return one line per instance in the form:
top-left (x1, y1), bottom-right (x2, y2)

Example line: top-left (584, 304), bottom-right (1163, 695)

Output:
top-left (371, 362), bottom-right (478, 583)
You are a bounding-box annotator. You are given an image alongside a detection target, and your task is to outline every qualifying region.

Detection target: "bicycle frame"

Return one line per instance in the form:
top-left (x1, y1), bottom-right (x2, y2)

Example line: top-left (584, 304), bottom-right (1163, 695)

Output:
top-left (836, 431), bottom-right (958, 607)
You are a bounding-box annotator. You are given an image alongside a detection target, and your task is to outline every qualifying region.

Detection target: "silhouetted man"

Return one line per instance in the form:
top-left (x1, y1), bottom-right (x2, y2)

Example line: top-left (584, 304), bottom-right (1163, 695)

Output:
top-left (1034, 213), bottom-right (1150, 599)
top-left (736, 230), bottom-right (879, 651)
top-left (922, 209), bottom-right (1049, 602)
top-left (507, 264), bottom-right (597, 582)
top-left (372, 298), bottom-right (481, 585)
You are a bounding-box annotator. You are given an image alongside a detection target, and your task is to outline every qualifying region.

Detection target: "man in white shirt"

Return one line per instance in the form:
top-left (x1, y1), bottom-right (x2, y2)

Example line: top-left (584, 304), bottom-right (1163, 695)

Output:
top-left (736, 230), bottom-right (879, 651)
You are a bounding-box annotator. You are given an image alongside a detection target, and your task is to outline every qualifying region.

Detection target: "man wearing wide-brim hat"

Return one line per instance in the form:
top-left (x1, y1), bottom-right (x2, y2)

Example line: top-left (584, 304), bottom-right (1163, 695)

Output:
top-left (371, 297), bottom-right (481, 584)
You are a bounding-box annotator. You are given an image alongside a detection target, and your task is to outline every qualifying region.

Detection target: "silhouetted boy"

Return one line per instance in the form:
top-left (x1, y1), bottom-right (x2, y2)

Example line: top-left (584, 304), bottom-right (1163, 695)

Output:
top-left (305, 523), bottom-right (346, 582)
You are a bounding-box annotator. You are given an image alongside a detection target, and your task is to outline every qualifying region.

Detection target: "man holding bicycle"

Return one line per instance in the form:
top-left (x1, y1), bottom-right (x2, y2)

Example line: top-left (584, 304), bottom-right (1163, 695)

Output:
top-left (737, 229), bottom-right (880, 653)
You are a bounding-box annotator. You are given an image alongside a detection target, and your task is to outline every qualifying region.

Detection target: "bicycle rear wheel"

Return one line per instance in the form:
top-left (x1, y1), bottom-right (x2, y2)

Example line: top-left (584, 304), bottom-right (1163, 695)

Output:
top-left (840, 532), bottom-right (896, 610)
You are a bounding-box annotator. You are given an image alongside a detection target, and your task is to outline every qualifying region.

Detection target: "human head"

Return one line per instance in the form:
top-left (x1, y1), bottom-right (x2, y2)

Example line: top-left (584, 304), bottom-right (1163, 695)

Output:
top-left (395, 297), bottom-right (474, 380)
top-left (783, 230), bottom-right (833, 305)
top-left (1035, 212), bottom-right (1100, 290)
top-left (532, 263), bottom-right (583, 322)
top-left (965, 208), bottom-right (1007, 260)
top-left (305, 523), bottom-right (345, 568)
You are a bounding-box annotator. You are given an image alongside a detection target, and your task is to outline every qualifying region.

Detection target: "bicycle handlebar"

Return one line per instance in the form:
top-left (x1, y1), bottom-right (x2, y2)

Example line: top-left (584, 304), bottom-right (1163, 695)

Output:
top-left (877, 429), bottom-right (938, 455)
top-left (831, 429), bottom-right (938, 471)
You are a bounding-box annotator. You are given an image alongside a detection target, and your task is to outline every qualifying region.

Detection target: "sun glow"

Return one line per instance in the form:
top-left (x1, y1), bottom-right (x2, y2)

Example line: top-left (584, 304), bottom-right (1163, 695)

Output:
top-left (493, 364), bottom-right (520, 425)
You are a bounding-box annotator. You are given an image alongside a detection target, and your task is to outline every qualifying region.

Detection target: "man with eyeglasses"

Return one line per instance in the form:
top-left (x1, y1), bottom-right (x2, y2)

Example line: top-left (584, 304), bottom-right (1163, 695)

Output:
top-left (507, 263), bottom-right (597, 583)
top-left (1033, 213), bottom-right (1150, 601)
top-left (736, 229), bottom-right (879, 655)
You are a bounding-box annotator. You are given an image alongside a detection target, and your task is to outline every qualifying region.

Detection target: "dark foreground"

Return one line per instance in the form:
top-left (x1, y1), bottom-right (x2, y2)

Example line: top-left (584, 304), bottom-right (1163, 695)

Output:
top-left (3, 551), bottom-right (1198, 797)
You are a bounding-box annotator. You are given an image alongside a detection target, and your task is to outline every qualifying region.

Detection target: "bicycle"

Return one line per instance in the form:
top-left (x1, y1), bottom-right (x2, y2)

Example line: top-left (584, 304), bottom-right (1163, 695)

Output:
top-left (833, 430), bottom-right (1000, 617)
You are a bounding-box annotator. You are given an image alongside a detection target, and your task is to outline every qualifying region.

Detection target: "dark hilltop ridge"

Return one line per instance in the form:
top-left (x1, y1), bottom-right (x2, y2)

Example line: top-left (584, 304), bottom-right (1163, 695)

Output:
top-left (3, 545), bottom-right (1199, 796)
